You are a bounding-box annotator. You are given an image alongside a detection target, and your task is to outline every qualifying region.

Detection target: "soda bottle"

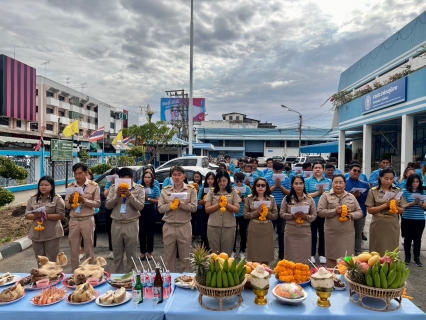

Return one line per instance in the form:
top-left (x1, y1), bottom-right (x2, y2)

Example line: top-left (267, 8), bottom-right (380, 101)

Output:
top-left (153, 267), bottom-right (163, 304)
top-left (133, 272), bottom-right (143, 307)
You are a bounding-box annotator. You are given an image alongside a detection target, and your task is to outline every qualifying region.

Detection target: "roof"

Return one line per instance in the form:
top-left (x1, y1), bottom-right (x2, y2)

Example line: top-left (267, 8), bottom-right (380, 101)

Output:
top-left (0, 136), bottom-right (51, 145)
top-left (300, 141), bottom-right (340, 154)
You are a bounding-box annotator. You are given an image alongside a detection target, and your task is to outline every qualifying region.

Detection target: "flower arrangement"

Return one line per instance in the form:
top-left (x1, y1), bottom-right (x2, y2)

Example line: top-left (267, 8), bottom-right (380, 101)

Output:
top-left (339, 204), bottom-right (349, 222)
top-left (192, 182), bottom-right (199, 192)
top-left (389, 199), bottom-right (398, 214)
top-left (71, 192), bottom-right (80, 209)
top-left (219, 195), bottom-right (227, 212)
top-left (295, 217), bottom-right (304, 224)
top-left (259, 204), bottom-right (268, 221)
top-left (34, 211), bottom-right (46, 232)
top-left (274, 260), bottom-right (311, 283)
top-left (170, 198), bottom-right (180, 210)
top-left (118, 183), bottom-right (130, 198)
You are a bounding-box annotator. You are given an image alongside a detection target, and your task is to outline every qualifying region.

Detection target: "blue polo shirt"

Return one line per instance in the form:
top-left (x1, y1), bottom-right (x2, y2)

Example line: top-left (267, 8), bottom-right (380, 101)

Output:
top-left (402, 189), bottom-right (426, 220)
top-left (369, 168), bottom-right (381, 187)
top-left (267, 175), bottom-right (291, 207)
top-left (232, 184), bottom-right (252, 217)
top-left (345, 177), bottom-right (370, 217)
top-left (345, 172), bottom-right (369, 183)
top-left (140, 184), bottom-right (160, 205)
top-left (305, 176), bottom-right (331, 206)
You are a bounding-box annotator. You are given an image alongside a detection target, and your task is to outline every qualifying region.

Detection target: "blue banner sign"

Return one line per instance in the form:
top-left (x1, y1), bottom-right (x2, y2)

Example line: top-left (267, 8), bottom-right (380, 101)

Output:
top-left (362, 77), bottom-right (406, 114)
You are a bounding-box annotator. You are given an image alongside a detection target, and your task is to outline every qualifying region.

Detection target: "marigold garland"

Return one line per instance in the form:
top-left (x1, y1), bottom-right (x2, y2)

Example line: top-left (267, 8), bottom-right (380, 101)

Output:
top-left (118, 183), bottom-right (130, 198)
top-left (339, 204), bottom-right (348, 222)
top-left (274, 259), bottom-right (311, 283)
top-left (170, 198), bottom-right (180, 210)
top-left (34, 211), bottom-right (46, 232)
top-left (192, 182), bottom-right (199, 192)
top-left (71, 192), bottom-right (80, 209)
top-left (219, 195), bottom-right (227, 212)
top-left (259, 204), bottom-right (268, 221)
top-left (389, 199), bottom-right (398, 214)
top-left (295, 217), bottom-right (304, 224)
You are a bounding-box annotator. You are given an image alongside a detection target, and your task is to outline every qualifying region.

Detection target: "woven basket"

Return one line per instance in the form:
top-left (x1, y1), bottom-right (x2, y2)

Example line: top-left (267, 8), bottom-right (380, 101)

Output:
top-left (194, 277), bottom-right (247, 311)
top-left (344, 274), bottom-right (404, 312)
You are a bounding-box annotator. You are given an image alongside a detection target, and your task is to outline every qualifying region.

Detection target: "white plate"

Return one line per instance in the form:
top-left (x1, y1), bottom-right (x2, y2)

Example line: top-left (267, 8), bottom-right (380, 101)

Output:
top-left (96, 291), bottom-right (132, 307)
top-left (174, 275), bottom-right (194, 289)
top-left (272, 285), bottom-right (308, 305)
top-left (31, 293), bottom-right (67, 306)
top-left (0, 275), bottom-right (21, 287)
top-left (0, 292), bottom-right (26, 305)
top-left (66, 291), bottom-right (100, 305)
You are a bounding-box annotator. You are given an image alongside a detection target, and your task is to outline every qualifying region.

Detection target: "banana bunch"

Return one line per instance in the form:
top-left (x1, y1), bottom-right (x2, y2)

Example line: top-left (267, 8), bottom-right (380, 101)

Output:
top-left (365, 260), bottom-right (410, 289)
top-left (206, 258), bottom-right (246, 288)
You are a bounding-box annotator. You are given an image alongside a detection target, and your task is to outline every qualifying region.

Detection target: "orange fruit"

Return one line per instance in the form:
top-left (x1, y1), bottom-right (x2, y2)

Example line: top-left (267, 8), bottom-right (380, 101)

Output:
top-left (252, 262), bottom-right (258, 268)
top-left (246, 266), bottom-right (252, 274)
top-left (211, 253), bottom-right (218, 261)
top-left (219, 252), bottom-right (229, 260)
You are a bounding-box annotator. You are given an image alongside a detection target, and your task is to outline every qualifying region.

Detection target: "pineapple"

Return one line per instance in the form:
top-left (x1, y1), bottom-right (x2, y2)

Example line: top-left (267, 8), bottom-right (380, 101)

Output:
top-left (343, 257), bottom-right (366, 285)
top-left (189, 244), bottom-right (210, 285)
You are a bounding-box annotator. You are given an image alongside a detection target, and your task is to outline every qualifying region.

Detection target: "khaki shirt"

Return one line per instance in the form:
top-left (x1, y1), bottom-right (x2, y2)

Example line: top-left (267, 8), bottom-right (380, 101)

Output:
top-left (318, 190), bottom-right (363, 220)
top-left (207, 188), bottom-right (241, 227)
top-left (105, 184), bottom-right (145, 220)
top-left (365, 186), bottom-right (408, 215)
top-left (158, 184), bottom-right (198, 224)
top-left (26, 194), bottom-right (65, 241)
top-left (65, 179), bottom-right (101, 217)
top-left (243, 195), bottom-right (278, 222)
top-left (279, 194), bottom-right (317, 227)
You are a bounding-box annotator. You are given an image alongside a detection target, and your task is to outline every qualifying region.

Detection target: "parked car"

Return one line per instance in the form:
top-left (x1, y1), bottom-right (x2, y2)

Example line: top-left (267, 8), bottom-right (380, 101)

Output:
top-left (155, 166), bottom-right (225, 189)
top-left (257, 157), bottom-right (267, 166)
top-left (293, 156), bottom-right (326, 168)
top-left (272, 156), bottom-right (284, 162)
top-left (157, 156), bottom-right (210, 171)
top-left (284, 156), bottom-right (298, 164)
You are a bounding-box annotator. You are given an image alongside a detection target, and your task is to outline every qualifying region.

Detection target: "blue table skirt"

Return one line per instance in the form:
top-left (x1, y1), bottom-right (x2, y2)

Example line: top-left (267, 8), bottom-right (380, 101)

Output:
top-left (164, 277), bottom-right (426, 320)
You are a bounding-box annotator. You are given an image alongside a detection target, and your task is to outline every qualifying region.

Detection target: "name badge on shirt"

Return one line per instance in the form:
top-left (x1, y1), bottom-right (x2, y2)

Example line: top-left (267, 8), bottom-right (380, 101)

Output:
top-left (75, 206), bottom-right (82, 214)
top-left (120, 204), bottom-right (127, 214)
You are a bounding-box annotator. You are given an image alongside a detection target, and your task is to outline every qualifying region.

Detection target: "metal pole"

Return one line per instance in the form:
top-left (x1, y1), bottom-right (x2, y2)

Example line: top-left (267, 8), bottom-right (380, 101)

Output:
top-left (188, 0), bottom-right (194, 155)
top-left (298, 114), bottom-right (302, 156)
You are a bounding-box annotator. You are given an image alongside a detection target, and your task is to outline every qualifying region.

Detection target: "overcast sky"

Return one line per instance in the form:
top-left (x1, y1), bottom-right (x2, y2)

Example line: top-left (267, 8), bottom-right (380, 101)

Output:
top-left (1, 0), bottom-right (425, 129)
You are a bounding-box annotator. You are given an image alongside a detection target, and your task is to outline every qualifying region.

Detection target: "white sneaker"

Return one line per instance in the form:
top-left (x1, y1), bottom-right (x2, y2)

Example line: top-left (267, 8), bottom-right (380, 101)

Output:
top-left (319, 256), bottom-right (326, 264)
top-left (79, 253), bottom-right (84, 260)
top-left (107, 252), bottom-right (114, 260)
top-left (231, 252), bottom-right (236, 259)
top-left (310, 256), bottom-right (316, 264)
top-left (240, 252), bottom-right (245, 260)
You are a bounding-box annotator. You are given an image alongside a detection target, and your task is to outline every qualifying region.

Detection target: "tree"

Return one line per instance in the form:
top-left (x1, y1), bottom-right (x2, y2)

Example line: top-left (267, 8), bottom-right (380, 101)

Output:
top-left (123, 121), bottom-right (176, 165)
top-left (0, 156), bottom-right (30, 206)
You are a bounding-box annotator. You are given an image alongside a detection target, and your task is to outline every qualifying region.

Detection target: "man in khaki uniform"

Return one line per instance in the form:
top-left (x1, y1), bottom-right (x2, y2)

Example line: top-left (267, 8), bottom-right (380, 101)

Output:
top-left (158, 166), bottom-right (197, 272)
top-left (106, 167), bottom-right (145, 273)
top-left (65, 163), bottom-right (101, 271)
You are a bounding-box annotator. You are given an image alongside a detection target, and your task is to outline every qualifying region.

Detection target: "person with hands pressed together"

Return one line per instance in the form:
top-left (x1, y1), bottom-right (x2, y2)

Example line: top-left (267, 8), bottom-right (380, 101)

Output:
top-left (244, 177), bottom-right (278, 264)
top-left (198, 172), bottom-right (216, 249)
top-left (104, 168), bottom-right (119, 260)
top-left (250, 159), bottom-right (264, 178)
top-left (280, 175), bottom-right (316, 263)
top-left (401, 174), bottom-right (425, 266)
top-left (318, 174), bottom-right (363, 268)
top-left (25, 176), bottom-right (65, 266)
top-left (205, 170), bottom-right (240, 256)
top-left (65, 163), bottom-right (101, 271)
top-left (305, 162), bottom-right (331, 264)
top-left (105, 167), bottom-right (145, 273)
top-left (366, 167), bottom-right (408, 257)
top-left (158, 166), bottom-right (198, 272)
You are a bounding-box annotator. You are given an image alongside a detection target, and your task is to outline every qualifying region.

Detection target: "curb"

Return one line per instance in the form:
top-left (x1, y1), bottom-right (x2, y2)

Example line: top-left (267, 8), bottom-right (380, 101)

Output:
top-left (0, 236), bottom-right (32, 261)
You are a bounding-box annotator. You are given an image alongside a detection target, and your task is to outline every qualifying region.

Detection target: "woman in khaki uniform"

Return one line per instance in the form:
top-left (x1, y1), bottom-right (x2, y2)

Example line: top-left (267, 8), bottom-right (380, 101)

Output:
top-left (317, 174), bottom-right (363, 268)
top-left (205, 170), bottom-right (240, 256)
top-left (366, 167), bottom-right (408, 256)
top-left (25, 176), bottom-right (65, 265)
top-left (244, 177), bottom-right (278, 263)
top-left (280, 176), bottom-right (317, 263)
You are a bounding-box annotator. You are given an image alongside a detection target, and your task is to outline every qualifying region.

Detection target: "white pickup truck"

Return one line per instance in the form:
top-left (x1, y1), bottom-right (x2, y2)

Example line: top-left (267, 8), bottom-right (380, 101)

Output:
top-left (157, 156), bottom-right (211, 170)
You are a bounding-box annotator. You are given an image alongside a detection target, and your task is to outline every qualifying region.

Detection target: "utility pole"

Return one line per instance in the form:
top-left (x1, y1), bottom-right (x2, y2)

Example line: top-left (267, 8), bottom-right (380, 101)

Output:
top-left (281, 105), bottom-right (303, 156)
top-left (188, 0), bottom-right (194, 154)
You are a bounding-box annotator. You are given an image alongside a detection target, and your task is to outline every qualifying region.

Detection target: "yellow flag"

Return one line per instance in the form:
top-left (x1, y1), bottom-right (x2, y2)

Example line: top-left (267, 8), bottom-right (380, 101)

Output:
top-left (112, 130), bottom-right (123, 145)
top-left (62, 120), bottom-right (79, 137)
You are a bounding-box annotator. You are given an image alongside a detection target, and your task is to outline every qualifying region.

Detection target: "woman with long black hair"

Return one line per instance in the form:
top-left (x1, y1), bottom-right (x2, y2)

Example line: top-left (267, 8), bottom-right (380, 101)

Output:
top-left (198, 172), bottom-right (215, 249)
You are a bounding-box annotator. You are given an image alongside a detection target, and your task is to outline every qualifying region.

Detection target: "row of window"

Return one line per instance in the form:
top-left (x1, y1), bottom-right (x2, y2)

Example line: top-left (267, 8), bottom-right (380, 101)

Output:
top-left (39, 90), bottom-right (98, 112)
top-left (203, 140), bottom-right (303, 148)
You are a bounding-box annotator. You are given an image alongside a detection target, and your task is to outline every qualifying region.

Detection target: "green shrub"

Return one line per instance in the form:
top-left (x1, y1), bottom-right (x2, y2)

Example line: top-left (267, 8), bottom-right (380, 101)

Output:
top-left (90, 163), bottom-right (113, 175)
top-left (0, 187), bottom-right (15, 207)
top-left (117, 155), bottom-right (136, 167)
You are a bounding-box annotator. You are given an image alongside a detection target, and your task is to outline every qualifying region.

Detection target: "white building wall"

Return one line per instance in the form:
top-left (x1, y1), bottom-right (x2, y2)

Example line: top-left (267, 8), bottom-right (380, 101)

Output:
top-left (200, 120), bottom-right (258, 129)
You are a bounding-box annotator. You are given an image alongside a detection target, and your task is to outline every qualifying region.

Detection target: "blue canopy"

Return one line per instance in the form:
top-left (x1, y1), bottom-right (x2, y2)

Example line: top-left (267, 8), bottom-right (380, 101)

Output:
top-left (300, 141), bottom-right (339, 154)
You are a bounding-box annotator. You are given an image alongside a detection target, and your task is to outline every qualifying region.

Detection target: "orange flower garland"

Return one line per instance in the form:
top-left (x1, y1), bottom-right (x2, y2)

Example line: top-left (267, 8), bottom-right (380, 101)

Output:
top-left (259, 204), bottom-right (268, 221)
top-left (339, 204), bottom-right (348, 222)
top-left (34, 211), bottom-right (46, 232)
top-left (118, 183), bottom-right (130, 198)
top-left (295, 217), bottom-right (304, 224)
top-left (389, 199), bottom-right (398, 214)
top-left (71, 192), bottom-right (80, 208)
top-left (274, 260), bottom-right (311, 283)
top-left (219, 195), bottom-right (227, 212)
top-left (170, 198), bottom-right (180, 210)
top-left (192, 182), bottom-right (199, 192)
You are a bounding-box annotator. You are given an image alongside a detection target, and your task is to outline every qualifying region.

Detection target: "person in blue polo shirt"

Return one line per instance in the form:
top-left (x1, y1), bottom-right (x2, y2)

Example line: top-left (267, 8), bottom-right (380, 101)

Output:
top-left (250, 159), bottom-right (264, 178)
top-left (263, 158), bottom-right (274, 177)
top-left (344, 161), bottom-right (369, 182)
top-left (369, 157), bottom-right (391, 187)
top-left (267, 161), bottom-right (291, 259)
top-left (234, 158), bottom-right (246, 174)
top-left (224, 155), bottom-right (236, 177)
top-left (305, 162), bottom-right (331, 264)
top-left (243, 163), bottom-right (258, 186)
top-left (328, 157), bottom-right (342, 174)
top-left (345, 163), bottom-right (370, 255)
top-left (284, 162), bottom-right (296, 179)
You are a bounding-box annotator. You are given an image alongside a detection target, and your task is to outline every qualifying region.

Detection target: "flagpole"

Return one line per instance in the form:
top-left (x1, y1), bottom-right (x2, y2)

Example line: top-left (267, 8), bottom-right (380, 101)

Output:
top-left (102, 131), bottom-right (105, 164)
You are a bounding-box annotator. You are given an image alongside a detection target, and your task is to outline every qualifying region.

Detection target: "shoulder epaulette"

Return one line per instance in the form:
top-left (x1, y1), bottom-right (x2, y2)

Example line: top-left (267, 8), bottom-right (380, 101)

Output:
top-left (31, 194), bottom-right (37, 197)
top-left (136, 184), bottom-right (144, 188)
top-left (90, 181), bottom-right (98, 186)
top-left (211, 187), bottom-right (215, 190)
top-left (270, 195), bottom-right (275, 198)
top-left (248, 194), bottom-right (253, 198)
top-left (324, 191), bottom-right (329, 194)
top-left (188, 184), bottom-right (194, 188)
top-left (68, 182), bottom-right (74, 186)
top-left (307, 195), bottom-right (312, 198)
top-left (393, 186), bottom-right (401, 190)
top-left (372, 186), bottom-right (378, 190)
top-left (164, 186), bottom-right (172, 189)
top-left (56, 194), bottom-right (62, 198)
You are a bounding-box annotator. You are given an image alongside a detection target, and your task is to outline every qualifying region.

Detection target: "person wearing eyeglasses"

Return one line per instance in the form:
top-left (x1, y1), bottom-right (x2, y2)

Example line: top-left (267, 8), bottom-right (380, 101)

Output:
top-left (317, 175), bottom-right (363, 268)
top-left (344, 161), bottom-right (369, 182)
top-left (280, 175), bottom-right (317, 263)
top-left (345, 163), bottom-right (370, 255)
top-left (205, 170), bottom-right (241, 256)
top-left (234, 158), bottom-right (246, 173)
top-left (244, 177), bottom-right (278, 264)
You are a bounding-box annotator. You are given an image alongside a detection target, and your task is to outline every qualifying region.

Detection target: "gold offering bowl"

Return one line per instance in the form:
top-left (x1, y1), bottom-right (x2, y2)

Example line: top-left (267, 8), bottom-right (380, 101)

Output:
top-left (314, 287), bottom-right (333, 308)
top-left (253, 287), bottom-right (269, 305)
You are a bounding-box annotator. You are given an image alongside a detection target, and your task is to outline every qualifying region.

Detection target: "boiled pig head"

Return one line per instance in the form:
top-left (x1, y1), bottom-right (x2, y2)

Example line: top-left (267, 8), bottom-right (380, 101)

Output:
top-left (31, 252), bottom-right (68, 283)
top-left (73, 257), bottom-right (107, 285)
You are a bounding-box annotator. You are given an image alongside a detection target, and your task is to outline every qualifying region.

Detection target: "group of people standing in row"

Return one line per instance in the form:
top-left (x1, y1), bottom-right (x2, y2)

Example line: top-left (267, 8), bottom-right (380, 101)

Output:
top-left (24, 155), bottom-right (425, 274)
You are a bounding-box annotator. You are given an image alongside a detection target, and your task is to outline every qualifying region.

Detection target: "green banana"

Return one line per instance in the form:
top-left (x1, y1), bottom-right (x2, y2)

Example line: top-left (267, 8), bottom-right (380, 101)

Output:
top-left (236, 258), bottom-right (246, 275)
top-left (211, 272), bottom-right (217, 288)
top-left (387, 269), bottom-right (396, 286)
top-left (380, 270), bottom-right (388, 289)
top-left (399, 268), bottom-right (410, 287)
top-left (366, 267), bottom-right (372, 278)
top-left (227, 271), bottom-right (235, 287)
top-left (239, 266), bottom-right (247, 278)
top-left (390, 261), bottom-right (397, 272)
top-left (210, 259), bottom-right (215, 272)
top-left (373, 272), bottom-right (381, 288)
top-left (206, 271), bottom-right (212, 287)
top-left (223, 259), bottom-right (229, 273)
top-left (217, 270), bottom-right (222, 288)
top-left (230, 260), bottom-right (236, 273)
top-left (239, 269), bottom-right (245, 283)
top-left (233, 271), bottom-right (239, 285)
top-left (390, 271), bottom-right (401, 289)
top-left (222, 271), bottom-right (229, 288)
top-left (381, 262), bottom-right (389, 276)
top-left (366, 274), bottom-right (374, 287)
top-left (215, 260), bottom-right (220, 272)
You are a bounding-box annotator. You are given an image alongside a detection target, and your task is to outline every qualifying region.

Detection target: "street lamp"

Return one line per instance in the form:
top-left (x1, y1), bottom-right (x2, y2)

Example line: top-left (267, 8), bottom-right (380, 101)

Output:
top-left (281, 105), bottom-right (302, 156)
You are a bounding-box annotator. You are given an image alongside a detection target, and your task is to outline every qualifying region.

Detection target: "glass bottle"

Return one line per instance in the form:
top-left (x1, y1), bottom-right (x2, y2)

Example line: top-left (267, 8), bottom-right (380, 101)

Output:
top-left (133, 272), bottom-right (143, 306)
top-left (153, 267), bottom-right (164, 304)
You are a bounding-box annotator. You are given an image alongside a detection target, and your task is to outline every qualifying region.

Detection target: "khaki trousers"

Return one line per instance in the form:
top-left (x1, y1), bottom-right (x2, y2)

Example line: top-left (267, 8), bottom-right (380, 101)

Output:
top-left (69, 218), bottom-right (95, 271)
top-left (207, 226), bottom-right (235, 256)
top-left (163, 222), bottom-right (191, 273)
top-left (32, 238), bottom-right (62, 266)
top-left (111, 220), bottom-right (139, 273)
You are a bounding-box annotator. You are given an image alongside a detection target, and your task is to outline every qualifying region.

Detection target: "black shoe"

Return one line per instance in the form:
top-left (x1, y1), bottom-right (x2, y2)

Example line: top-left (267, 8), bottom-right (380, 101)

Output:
top-left (414, 259), bottom-right (423, 267)
top-left (405, 258), bottom-right (410, 265)
top-left (362, 233), bottom-right (367, 241)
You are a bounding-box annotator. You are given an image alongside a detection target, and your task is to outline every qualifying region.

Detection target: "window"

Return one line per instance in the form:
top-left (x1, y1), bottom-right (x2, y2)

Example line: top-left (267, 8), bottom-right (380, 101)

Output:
top-left (80, 103), bottom-right (83, 108)
top-left (186, 159), bottom-right (197, 166)
top-left (225, 140), bottom-right (243, 147)
top-left (110, 122), bottom-right (115, 129)
top-left (110, 111), bottom-right (115, 117)
top-left (205, 140), bottom-right (223, 147)
top-left (0, 117), bottom-right (9, 126)
top-left (287, 141), bottom-right (300, 148)
top-left (156, 171), bottom-right (169, 185)
top-left (229, 116), bottom-right (233, 120)
top-left (46, 124), bottom-right (54, 131)
top-left (236, 116), bottom-right (240, 120)
top-left (16, 120), bottom-right (21, 128)
top-left (59, 96), bottom-right (65, 101)
top-left (202, 157), bottom-right (209, 168)
top-left (374, 133), bottom-right (397, 160)
top-left (59, 111), bottom-right (65, 117)
top-left (87, 106), bottom-right (91, 111)
top-left (162, 158), bottom-right (185, 169)
top-left (265, 141), bottom-right (284, 148)
top-left (30, 122), bottom-right (38, 130)
top-left (36, 89), bottom-right (38, 96)
top-left (46, 108), bottom-right (54, 114)
top-left (87, 118), bottom-right (91, 123)
top-left (46, 91), bottom-right (54, 98)
top-left (36, 106), bottom-right (38, 113)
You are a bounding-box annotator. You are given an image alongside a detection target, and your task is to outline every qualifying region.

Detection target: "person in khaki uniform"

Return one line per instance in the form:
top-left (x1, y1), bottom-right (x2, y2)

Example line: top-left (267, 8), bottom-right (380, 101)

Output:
top-left (244, 177), bottom-right (278, 263)
top-left (106, 167), bottom-right (145, 273)
top-left (65, 163), bottom-right (101, 271)
top-left (205, 170), bottom-right (240, 256)
top-left (158, 166), bottom-right (198, 272)
top-left (366, 167), bottom-right (408, 257)
top-left (317, 174), bottom-right (363, 268)
top-left (280, 175), bottom-right (317, 264)
top-left (25, 176), bottom-right (65, 266)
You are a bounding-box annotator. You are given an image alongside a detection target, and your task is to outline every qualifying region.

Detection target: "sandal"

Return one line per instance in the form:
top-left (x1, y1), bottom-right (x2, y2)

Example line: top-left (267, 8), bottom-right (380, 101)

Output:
top-left (140, 255), bottom-right (146, 261)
